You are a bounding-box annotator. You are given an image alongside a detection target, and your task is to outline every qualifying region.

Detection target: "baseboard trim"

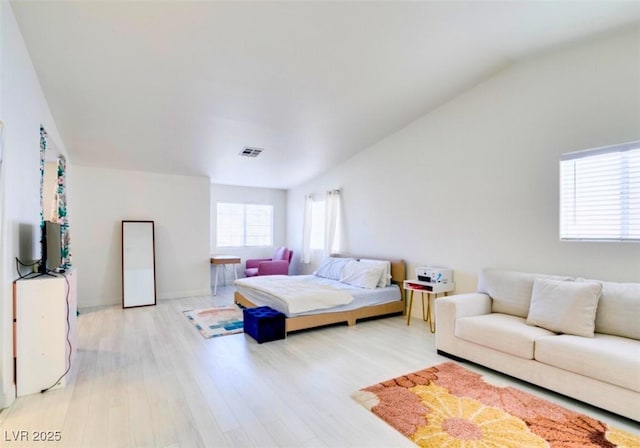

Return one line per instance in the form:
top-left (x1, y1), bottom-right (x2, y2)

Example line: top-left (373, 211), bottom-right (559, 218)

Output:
top-left (78, 289), bottom-right (215, 308)
top-left (0, 383), bottom-right (16, 409)
top-left (157, 289), bottom-right (213, 300)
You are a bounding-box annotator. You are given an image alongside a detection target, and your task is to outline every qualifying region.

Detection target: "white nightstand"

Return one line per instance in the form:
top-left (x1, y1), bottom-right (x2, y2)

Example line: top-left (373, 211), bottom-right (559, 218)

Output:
top-left (403, 279), bottom-right (454, 332)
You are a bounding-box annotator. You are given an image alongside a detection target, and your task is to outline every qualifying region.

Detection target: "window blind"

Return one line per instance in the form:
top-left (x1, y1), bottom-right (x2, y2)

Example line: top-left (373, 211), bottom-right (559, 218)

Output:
top-left (216, 202), bottom-right (273, 247)
top-left (559, 141), bottom-right (640, 241)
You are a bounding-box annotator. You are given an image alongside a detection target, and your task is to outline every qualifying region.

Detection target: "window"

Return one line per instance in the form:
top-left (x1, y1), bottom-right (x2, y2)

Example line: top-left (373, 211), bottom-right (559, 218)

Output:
top-left (216, 202), bottom-right (273, 247)
top-left (309, 200), bottom-right (325, 250)
top-left (560, 141), bottom-right (640, 241)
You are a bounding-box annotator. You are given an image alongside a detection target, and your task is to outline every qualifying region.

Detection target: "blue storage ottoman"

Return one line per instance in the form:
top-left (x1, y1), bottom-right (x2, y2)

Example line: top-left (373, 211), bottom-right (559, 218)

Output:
top-left (243, 306), bottom-right (286, 343)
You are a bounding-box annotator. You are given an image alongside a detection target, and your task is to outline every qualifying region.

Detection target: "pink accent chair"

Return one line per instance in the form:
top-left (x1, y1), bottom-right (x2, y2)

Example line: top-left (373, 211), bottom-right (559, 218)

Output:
top-left (244, 247), bottom-right (293, 277)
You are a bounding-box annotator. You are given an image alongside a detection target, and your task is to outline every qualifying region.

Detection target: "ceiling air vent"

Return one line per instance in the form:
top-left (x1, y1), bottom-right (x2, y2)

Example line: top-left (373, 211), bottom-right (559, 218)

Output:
top-left (239, 147), bottom-right (263, 158)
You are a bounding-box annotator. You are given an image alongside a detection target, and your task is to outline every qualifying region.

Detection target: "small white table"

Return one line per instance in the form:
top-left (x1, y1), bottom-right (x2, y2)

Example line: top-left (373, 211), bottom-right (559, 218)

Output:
top-left (210, 256), bottom-right (241, 295)
top-left (404, 280), bottom-right (455, 332)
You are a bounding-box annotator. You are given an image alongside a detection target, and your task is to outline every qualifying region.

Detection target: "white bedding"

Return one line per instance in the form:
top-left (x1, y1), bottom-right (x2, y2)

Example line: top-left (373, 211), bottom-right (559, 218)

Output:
top-left (234, 275), bottom-right (354, 314)
top-left (234, 274), bottom-right (402, 317)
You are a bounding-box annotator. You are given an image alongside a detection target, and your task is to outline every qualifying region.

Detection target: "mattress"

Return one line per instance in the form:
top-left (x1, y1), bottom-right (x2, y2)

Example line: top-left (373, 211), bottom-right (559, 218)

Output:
top-left (234, 274), bottom-right (402, 317)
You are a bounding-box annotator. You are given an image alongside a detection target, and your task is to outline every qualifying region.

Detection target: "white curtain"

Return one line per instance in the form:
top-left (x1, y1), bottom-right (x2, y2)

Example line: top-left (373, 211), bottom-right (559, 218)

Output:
top-left (301, 194), bottom-right (313, 264)
top-left (324, 189), bottom-right (342, 256)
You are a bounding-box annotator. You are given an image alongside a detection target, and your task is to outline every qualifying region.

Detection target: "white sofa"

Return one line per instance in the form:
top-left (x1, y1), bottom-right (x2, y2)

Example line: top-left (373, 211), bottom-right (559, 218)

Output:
top-left (435, 268), bottom-right (640, 422)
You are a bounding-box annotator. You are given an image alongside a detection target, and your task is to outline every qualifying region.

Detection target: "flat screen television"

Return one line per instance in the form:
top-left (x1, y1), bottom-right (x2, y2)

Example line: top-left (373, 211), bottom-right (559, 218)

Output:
top-left (40, 221), bottom-right (62, 273)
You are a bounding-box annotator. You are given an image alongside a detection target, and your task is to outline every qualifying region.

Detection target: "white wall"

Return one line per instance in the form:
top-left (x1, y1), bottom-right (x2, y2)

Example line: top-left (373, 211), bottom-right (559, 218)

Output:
top-left (0, 3), bottom-right (69, 408)
top-left (210, 183), bottom-right (287, 281)
top-left (287, 26), bottom-right (640, 299)
top-left (70, 166), bottom-right (211, 307)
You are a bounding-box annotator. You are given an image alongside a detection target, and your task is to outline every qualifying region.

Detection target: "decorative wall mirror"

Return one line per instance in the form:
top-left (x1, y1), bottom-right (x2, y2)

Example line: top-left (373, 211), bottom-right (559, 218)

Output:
top-left (40, 126), bottom-right (72, 271)
top-left (122, 220), bottom-right (156, 308)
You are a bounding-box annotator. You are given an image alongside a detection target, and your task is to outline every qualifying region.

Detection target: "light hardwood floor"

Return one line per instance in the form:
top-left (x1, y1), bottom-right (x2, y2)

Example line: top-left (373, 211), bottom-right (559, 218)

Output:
top-left (0, 286), bottom-right (638, 447)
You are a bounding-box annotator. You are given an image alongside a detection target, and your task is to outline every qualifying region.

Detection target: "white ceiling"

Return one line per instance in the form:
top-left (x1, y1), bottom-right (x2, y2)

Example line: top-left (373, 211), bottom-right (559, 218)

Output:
top-left (10, 1), bottom-right (640, 189)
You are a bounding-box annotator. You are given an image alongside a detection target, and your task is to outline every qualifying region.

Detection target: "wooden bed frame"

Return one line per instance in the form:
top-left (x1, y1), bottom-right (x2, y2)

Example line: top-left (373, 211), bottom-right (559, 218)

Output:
top-left (234, 257), bottom-right (406, 333)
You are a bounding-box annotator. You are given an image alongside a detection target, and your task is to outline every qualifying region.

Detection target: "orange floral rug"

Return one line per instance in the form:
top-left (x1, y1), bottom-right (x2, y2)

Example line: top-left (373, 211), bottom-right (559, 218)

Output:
top-left (352, 362), bottom-right (639, 447)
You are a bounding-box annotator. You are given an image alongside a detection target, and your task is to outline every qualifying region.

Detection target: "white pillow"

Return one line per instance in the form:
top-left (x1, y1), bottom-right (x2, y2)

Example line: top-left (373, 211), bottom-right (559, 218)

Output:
top-left (340, 260), bottom-right (385, 289)
top-left (359, 258), bottom-right (391, 288)
top-left (526, 278), bottom-right (602, 337)
top-left (358, 259), bottom-right (392, 287)
top-left (578, 278), bottom-right (640, 340)
top-left (313, 257), bottom-right (353, 281)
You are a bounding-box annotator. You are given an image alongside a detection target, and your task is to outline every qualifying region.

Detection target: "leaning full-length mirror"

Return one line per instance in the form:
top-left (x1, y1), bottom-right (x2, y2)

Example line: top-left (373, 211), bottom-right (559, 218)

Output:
top-left (122, 220), bottom-right (156, 308)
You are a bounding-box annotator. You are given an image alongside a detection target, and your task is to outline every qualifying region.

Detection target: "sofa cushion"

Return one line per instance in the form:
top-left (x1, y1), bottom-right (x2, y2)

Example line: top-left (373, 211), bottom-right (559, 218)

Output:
top-left (455, 313), bottom-right (557, 359)
top-left (578, 279), bottom-right (640, 340)
top-left (244, 267), bottom-right (258, 277)
top-left (526, 278), bottom-right (602, 337)
top-left (535, 334), bottom-right (640, 393)
top-left (477, 269), bottom-right (571, 318)
top-left (273, 247), bottom-right (290, 261)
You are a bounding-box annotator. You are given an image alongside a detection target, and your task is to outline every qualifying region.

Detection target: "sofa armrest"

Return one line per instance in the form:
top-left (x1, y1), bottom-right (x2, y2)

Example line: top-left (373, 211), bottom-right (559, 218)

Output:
top-left (437, 293), bottom-right (492, 320)
top-left (257, 260), bottom-right (289, 276)
top-left (435, 293), bottom-right (492, 354)
top-left (246, 258), bottom-right (271, 269)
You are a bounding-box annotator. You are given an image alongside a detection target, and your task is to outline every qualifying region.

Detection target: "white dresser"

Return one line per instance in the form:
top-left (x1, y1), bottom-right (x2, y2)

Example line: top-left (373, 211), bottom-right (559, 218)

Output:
top-left (13, 269), bottom-right (77, 396)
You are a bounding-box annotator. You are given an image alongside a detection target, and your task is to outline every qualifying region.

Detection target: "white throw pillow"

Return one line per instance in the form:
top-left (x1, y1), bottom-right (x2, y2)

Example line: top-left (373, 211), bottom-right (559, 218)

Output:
top-left (578, 278), bottom-right (640, 340)
top-left (526, 278), bottom-right (602, 337)
top-left (358, 259), bottom-right (392, 287)
top-left (340, 260), bottom-right (385, 289)
top-left (313, 257), bottom-right (353, 281)
top-left (478, 268), bottom-right (572, 318)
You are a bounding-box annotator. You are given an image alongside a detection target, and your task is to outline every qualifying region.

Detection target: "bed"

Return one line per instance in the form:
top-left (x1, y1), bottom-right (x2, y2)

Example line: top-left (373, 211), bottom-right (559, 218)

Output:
top-left (234, 256), bottom-right (406, 332)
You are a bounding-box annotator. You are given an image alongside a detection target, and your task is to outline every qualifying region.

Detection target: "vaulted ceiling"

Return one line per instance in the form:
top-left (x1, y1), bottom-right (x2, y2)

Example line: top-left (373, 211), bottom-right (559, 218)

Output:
top-left (11, 1), bottom-right (640, 189)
